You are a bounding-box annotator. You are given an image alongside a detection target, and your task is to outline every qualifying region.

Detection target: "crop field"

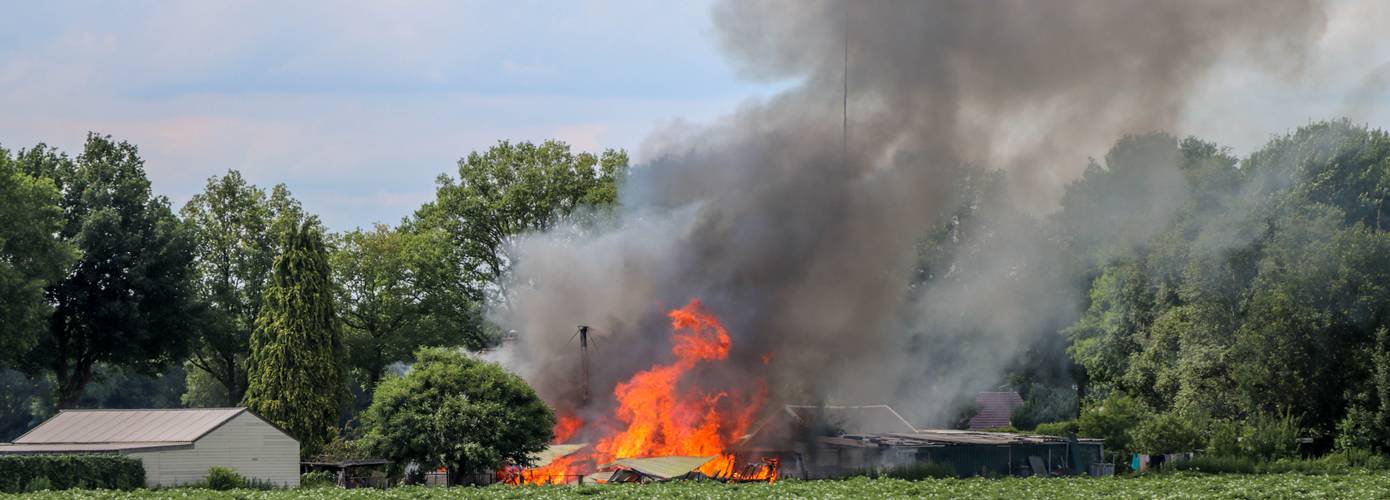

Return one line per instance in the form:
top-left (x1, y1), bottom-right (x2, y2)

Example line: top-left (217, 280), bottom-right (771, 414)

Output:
top-left (8, 474), bottom-right (1390, 499)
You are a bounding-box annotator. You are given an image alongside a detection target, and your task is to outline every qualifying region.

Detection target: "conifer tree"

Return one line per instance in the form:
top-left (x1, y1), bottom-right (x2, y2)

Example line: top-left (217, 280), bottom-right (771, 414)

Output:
top-left (245, 218), bottom-right (344, 456)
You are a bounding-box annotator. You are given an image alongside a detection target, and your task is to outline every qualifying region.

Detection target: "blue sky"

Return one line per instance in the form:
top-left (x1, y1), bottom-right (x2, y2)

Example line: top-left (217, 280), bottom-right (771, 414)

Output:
top-left (1, 0), bottom-right (1387, 230)
top-left (0, 0), bottom-right (790, 229)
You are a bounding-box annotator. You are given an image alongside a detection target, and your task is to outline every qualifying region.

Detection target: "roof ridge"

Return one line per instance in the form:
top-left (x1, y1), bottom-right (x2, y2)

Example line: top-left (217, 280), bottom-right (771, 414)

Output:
top-left (57, 407), bottom-right (246, 412)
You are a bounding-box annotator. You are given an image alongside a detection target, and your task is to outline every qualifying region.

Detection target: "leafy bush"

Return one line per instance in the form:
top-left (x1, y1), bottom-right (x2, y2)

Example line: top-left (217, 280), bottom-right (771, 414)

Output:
top-left (1168, 455), bottom-right (1256, 474)
top-left (1077, 393), bottom-right (1141, 465)
top-left (205, 467), bottom-right (245, 490)
top-left (24, 476), bottom-right (53, 493)
top-left (0, 455), bottom-right (145, 493)
top-left (1335, 405), bottom-right (1382, 453)
top-left (1241, 412), bottom-right (1300, 462)
top-left (1033, 420), bottom-right (1079, 437)
top-left (300, 470), bottom-right (336, 489)
top-left (1205, 419), bottom-right (1242, 458)
top-left (1131, 412), bottom-right (1204, 454)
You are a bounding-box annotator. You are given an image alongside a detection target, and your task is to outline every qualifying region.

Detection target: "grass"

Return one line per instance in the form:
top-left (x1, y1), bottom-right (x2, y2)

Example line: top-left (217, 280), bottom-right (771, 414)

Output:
top-left (7, 473), bottom-right (1390, 499)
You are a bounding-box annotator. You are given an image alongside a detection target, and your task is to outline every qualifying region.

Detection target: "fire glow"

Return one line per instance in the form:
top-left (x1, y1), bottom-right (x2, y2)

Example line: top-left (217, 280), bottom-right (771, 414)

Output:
top-left (518, 299), bottom-right (773, 484)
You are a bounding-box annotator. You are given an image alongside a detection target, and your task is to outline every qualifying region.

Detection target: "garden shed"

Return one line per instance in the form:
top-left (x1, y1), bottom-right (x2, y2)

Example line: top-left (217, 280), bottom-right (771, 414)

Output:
top-left (0, 407), bottom-right (299, 488)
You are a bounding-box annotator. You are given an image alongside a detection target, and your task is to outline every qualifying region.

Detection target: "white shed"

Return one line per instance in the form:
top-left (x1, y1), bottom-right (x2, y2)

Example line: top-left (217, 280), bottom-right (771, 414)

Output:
top-left (0, 408), bottom-right (300, 488)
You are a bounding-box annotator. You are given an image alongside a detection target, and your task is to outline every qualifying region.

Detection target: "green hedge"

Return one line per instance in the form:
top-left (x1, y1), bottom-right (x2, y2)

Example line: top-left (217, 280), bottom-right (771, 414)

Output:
top-left (0, 455), bottom-right (145, 492)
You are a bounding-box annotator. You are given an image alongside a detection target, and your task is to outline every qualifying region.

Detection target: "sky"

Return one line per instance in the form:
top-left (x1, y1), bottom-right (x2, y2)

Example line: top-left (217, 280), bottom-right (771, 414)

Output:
top-left (1, 0), bottom-right (1387, 230)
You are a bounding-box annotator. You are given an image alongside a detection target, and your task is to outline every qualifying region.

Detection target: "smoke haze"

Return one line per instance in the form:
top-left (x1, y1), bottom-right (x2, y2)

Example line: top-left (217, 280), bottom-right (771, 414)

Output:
top-left (499, 0), bottom-right (1328, 426)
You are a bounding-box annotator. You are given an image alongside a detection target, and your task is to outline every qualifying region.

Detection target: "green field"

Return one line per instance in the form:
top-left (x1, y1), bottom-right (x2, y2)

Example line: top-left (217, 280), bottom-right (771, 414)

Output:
top-left (8, 474), bottom-right (1390, 499)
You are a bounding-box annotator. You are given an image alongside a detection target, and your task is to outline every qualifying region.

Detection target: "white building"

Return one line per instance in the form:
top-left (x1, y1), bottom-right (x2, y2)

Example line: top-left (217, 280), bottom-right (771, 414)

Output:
top-left (0, 408), bottom-right (300, 488)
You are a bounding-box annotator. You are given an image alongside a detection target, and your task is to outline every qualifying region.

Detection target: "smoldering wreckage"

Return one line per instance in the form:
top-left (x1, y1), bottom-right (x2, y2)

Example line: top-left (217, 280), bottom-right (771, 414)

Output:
top-left (475, 0), bottom-right (1325, 487)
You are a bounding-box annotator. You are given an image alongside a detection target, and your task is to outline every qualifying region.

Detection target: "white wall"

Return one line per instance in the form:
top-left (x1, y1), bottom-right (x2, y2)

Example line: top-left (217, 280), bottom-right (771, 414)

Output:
top-left (128, 412), bottom-right (300, 488)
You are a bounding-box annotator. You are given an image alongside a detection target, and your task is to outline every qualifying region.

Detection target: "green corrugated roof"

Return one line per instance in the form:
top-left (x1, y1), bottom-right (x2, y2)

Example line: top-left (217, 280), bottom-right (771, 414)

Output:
top-left (605, 455), bottom-right (717, 479)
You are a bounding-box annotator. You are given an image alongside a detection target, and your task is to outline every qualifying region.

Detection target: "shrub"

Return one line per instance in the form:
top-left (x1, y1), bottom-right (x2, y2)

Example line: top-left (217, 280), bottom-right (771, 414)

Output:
top-left (0, 455), bottom-right (145, 493)
top-left (1241, 412), bottom-right (1300, 461)
top-left (301, 470), bottom-right (337, 489)
top-left (1205, 419), bottom-right (1242, 458)
top-left (1034, 420), bottom-right (1079, 437)
top-left (1077, 393), bottom-right (1141, 465)
top-left (205, 466), bottom-right (246, 490)
top-left (1131, 412), bottom-right (1204, 455)
top-left (1168, 455), bottom-right (1256, 474)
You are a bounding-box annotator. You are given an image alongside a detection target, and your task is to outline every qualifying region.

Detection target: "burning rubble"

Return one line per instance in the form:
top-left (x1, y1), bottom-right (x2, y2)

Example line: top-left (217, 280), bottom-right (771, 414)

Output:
top-left (503, 300), bottom-right (777, 484)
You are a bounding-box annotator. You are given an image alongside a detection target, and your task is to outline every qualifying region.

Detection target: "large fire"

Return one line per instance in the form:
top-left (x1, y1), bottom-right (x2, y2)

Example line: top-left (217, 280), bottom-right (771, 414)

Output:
top-left (516, 299), bottom-right (773, 484)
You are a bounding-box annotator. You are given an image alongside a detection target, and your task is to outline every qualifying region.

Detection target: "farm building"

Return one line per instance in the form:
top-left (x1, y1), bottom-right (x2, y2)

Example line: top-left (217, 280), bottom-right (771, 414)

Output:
top-left (737, 404), bottom-right (1105, 479)
top-left (0, 408), bottom-right (299, 487)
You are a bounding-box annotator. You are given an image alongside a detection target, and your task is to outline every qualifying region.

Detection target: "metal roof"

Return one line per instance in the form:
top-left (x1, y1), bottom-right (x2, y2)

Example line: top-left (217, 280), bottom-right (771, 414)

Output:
top-left (12, 408), bottom-right (247, 444)
top-left (821, 429), bottom-right (1103, 448)
top-left (782, 404), bottom-right (919, 434)
top-left (0, 442), bottom-right (193, 454)
top-left (603, 456), bottom-right (717, 480)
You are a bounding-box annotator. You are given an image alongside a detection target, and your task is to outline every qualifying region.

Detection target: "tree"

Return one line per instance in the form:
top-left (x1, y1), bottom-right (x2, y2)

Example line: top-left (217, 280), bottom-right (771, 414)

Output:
top-left (414, 140), bottom-right (628, 318)
top-left (245, 219), bottom-right (344, 457)
top-left (181, 171), bottom-right (303, 405)
top-left (332, 224), bottom-right (481, 403)
top-left (361, 347), bottom-right (553, 485)
top-left (0, 147), bottom-right (75, 365)
top-left (17, 135), bottom-right (198, 409)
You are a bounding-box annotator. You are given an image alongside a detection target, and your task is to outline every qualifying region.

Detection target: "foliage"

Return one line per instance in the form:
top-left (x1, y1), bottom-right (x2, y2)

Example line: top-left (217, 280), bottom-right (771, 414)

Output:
top-left (245, 219), bottom-right (346, 457)
top-left (1077, 393), bottom-right (1142, 463)
top-left (182, 170), bottom-right (304, 406)
top-left (1060, 121), bottom-right (1390, 448)
top-left (11, 474), bottom-right (1390, 498)
top-left (360, 347), bottom-right (553, 484)
top-left (1168, 455), bottom-right (1258, 474)
top-left (0, 455), bottom-right (144, 493)
top-left (1033, 420), bottom-right (1079, 437)
top-left (1239, 412), bottom-right (1301, 462)
top-left (16, 134), bottom-right (198, 409)
top-left (299, 471), bottom-right (336, 489)
top-left (414, 140), bottom-right (628, 320)
top-left (0, 147), bottom-right (76, 367)
top-left (206, 467), bottom-right (246, 490)
top-left (332, 224), bottom-right (481, 410)
top-left (1131, 411), bottom-right (1205, 455)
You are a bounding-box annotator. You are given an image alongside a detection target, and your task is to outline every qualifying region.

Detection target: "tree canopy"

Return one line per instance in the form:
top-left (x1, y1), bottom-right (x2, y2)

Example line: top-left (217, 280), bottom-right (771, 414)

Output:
top-left (0, 147), bottom-right (75, 366)
top-left (181, 170), bottom-right (304, 406)
top-left (360, 347), bottom-right (553, 485)
top-left (245, 218), bottom-right (345, 457)
top-left (17, 135), bottom-right (198, 409)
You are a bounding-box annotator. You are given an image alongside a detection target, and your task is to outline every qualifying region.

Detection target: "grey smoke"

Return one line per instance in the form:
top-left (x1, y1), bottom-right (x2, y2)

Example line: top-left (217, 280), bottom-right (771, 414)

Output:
top-left (498, 0), bottom-right (1327, 428)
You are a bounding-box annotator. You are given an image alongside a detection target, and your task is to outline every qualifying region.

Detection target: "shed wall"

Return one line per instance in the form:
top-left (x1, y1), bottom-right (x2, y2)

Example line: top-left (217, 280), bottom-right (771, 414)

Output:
top-left (128, 412), bottom-right (299, 487)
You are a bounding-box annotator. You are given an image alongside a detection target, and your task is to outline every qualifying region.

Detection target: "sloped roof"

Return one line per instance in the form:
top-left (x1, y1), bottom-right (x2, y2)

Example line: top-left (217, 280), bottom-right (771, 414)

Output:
top-left (530, 443), bottom-right (588, 468)
top-left (13, 408), bottom-right (247, 444)
top-left (968, 392), bottom-right (1024, 430)
top-left (822, 429), bottom-right (1100, 448)
top-left (604, 456), bottom-right (717, 480)
top-left (0, 442), bottom-right (192, 454)
top-left (783, 405), bottom-right (918, 434)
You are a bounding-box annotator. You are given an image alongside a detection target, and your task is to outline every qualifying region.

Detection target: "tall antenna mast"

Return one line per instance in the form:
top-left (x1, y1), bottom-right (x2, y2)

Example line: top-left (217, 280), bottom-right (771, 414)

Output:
top-left (842, 3), bottom-right (849, 168)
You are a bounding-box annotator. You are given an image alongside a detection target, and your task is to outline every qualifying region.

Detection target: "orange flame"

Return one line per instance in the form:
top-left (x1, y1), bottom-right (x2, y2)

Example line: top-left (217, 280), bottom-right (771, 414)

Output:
top-left (517, 300), bottom-right (773, 484)
top-left (553, 413), bottom-right (583, 443)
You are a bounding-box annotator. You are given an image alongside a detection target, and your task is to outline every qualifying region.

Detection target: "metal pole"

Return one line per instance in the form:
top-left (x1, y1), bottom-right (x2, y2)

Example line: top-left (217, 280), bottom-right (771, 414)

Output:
top-left (579, 326), bottom-right (591, 404)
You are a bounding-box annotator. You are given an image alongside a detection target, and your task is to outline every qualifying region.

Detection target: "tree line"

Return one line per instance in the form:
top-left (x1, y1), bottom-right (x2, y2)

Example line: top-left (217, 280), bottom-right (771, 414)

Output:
top-left (0, 134), bottom-right (627, 460)
top-left (922, 120), bottom-right (1390, 462)
top-left (2, 119), bottom-right (1389, 469)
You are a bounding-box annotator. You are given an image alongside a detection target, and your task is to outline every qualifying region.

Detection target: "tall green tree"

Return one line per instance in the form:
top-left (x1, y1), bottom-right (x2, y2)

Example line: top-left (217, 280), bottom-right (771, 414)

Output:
top-left (331, 224), bottom-right (481, 401)
top-left (0, 147), bottom-right (76, 365)
top-left (361, 347), bottom-right (553, 485)
top-left (17, 135), bottom-right (197, 409)
top-left (181, 171), bottom-right (303, 405)
top-left (415, 140), bottom-right (628, 320)
top-left (245, 219), bottom-right (344, 456)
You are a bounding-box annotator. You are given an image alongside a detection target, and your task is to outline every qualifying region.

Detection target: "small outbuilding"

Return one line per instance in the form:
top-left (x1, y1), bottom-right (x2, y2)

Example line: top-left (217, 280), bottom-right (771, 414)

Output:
top-left (0, 407), bottom-right (299, 488)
